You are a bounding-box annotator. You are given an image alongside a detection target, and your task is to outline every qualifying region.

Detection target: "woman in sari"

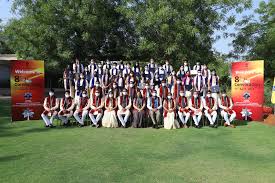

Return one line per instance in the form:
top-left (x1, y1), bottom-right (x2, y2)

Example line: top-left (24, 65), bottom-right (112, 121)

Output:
top-left (102, 90), bottom-right (118, 128)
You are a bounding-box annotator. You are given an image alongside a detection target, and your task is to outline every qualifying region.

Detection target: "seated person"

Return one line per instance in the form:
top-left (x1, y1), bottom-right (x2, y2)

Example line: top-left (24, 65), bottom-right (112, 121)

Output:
top-left (117, 88), bottom-right (132, 128)
top-left (58, 90), bottom-right (74, 126)
top-left (203, 90), bottom-right (218, 128)
top-left (73, 90), bottom-right (90, 127)
top-left (177, 90), bottom-right (190, 128)
top-left (218, 90), bottom-right (236, 128)
top-left (89, 89), bottom-right (104, 128)
top-left (41, 89), bottom-right (59, 128)
top-left (163, 93), bottom-right (180, 129)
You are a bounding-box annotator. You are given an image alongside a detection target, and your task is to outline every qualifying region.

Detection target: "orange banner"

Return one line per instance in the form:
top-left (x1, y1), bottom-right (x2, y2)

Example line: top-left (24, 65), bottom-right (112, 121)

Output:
top-left (10, 60), bottom-right (45, 121)
top-left (231, 60), bottom-right (264, 121)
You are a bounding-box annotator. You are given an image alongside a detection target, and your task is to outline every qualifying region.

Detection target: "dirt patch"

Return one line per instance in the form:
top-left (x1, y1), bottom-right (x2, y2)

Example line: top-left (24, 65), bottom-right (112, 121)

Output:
top-left (263, 114), bottom-right (275, 126)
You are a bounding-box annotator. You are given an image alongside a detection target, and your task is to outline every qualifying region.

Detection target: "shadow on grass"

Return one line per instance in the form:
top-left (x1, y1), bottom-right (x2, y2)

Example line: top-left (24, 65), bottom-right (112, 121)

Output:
top-left (234, 120), bottom-right (248, 126)
top-left (0, 154), bottom-right (28, 163)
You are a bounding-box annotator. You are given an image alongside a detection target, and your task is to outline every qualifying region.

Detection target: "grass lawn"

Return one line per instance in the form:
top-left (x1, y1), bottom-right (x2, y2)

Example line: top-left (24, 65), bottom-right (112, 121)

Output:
top-left (0, 98), bottom-right (275, 183)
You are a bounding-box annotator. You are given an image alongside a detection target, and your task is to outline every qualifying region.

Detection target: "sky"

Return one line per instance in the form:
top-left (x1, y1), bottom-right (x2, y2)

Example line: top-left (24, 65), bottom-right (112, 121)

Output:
top-left (0, 0), bottom-right (265, 54)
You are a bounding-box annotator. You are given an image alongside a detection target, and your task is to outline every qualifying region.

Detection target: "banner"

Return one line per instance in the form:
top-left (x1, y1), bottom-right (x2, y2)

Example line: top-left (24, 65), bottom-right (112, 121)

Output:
top-left (231, 60), bottom-right (264, 121)
top-left (272, 77), bottom-right (275, 104)
top-left (10, 60), bottom-right (45, 121)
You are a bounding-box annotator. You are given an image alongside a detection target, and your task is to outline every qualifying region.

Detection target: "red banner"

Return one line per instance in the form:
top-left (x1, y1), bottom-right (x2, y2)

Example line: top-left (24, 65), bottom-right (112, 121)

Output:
top-left (231, 60), bottom-right (264, 121)
top-left (10, 60), bottom-right (45, 121)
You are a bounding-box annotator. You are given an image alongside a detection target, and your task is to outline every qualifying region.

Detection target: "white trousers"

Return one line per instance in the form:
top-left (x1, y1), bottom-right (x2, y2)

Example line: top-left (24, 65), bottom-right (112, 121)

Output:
top-left (221, 110), bottom-right (236, 125)
top-left (73, 110), bottom-right (89, 125)
top-left (204, 110), bottom-right (217, 125)
top-left (41, 112), bottom-right (57, 126)
top-left (89, 112), bottom-right (103, 125)
top-left (192, 111), bottom-right (202, 126)
top-left (117, 109), bottom-right (131, 127)
top-left (58, 111), bottom-right (73, 124)
top-left (178, 111), bottom-right (190, 124)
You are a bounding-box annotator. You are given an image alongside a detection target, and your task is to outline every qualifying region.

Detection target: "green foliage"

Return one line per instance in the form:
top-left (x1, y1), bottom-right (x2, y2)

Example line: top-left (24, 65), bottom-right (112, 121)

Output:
top-left (2, 0), bottom-right (251, 66)
top-left (264, 78), bottom-right (273, 107)
top-left (0, 19), bottom-right (12, 54)
top-left (231, 0), bottom-right (275, 79)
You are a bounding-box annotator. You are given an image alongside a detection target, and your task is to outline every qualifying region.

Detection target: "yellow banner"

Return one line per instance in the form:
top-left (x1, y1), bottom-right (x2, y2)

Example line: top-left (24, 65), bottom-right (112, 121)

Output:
top-left (272, 77), bottom-right (275, 104)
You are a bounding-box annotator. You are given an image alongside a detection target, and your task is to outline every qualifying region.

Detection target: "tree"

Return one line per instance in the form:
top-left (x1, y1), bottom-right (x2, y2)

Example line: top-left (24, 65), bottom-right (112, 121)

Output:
top-left (231, 0), bottom-right (275, 79)
top-left (4, 0), bottom-right (252, 65)
top-left (117, 0), bottom-right (252, 66)
top-left (0, 19), bottom-right (12, 54)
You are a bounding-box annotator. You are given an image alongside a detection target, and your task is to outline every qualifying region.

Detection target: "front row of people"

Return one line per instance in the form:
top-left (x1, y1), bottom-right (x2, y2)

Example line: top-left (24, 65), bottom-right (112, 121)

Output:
top-left (41, 89), bottom-right (236, 129)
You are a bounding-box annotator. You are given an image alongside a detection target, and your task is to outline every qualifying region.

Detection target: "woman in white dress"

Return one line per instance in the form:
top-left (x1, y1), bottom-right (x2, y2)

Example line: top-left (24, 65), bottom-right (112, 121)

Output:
top-left (102, 90), bottom-right (118, 128)
top-left (163, 93), bottom-right (180, 129)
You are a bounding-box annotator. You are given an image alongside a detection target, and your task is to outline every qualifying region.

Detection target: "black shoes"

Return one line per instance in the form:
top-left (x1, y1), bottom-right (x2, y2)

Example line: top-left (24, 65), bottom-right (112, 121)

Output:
top-left (49, 124), bottom-right (56, 128)
top-left (209, 124), bottom-right (218, 128)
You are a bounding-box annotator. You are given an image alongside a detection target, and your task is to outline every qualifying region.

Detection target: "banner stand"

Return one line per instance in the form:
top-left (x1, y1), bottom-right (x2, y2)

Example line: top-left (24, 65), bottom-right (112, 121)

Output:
top-left (10, 60), bottom-right (45, 122)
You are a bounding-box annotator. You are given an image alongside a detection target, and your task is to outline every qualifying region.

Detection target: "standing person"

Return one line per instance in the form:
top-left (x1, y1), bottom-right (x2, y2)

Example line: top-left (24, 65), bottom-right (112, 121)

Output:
top-left (193, 62), bottom-right (201, 71)
top-left (117, 89), bottom-right (132, 128)
top-left (163, 93), bottom-right (180, 129)
top-left (89, 89), bottom-right (104, 128)
top-left (63, 65), bottom-right (71, 91)
top-left (73, 58), bottom-right (84, 77)
top-left (103, 60), bottom-right (111, 71)
top-left (74, 73), bottom-right (88, 100)
top-left (218, 90), bottom-right (236, 128)
top-left (147, 90), bottom-right (162, 129)
top-left (58, 90), bottom-right (74, 126)
top-left (123, 63), bottom-right (131, 78)
top-left (89, 72), bottom-right (100, 90)
top-left (128, 81), bottom-right (137, 100)
top-left (156, 65), bottom-right (166, 82)
top-left (177, 90), bottom-right (191, 128)
top-left (208, 69), bottom-right (220, 100)
top-left (88, 59), bottom-right (97, 79)
top-left (112, 82), bottom-right (120, 99)
top-left (158, 80), bottom-right (169, 99)
top-left (182, 71), bottom-right (193, 99)
top-left (102, 90), bottom-right (118, 128)
top-left (96, 63), bottom-right (104, 84)
top-left (143, 65), bottom-right (151, 81)
top-left (117, 60), bottom-right (125, 72)
top-left (132, 90), bottom-right (146, 128)
top-left (73, 90), bottom-right (90, 127)
top-left (90, 81), bottom-right (103, 99)
top-left (126, 71), bottom-right (136, 88)
top-left (41, 89), bottom-right (59, 128)
top-left (171, 77), bottom-right (183, 100)
top-left (84, 66), bottom-right (91, 82)
top-left (163, 60), bottom-right (173, 75)
top-left (142, 82), bottom-right (151, 99)
top-left (189, 91), bottom-right (203, 128)
top-left (183, 60), bottom-right (191, 74)
top-left (177, 65), bottom-right (185, 79)
top-left (117, 72), bottom-right (125, 92)
top-left (193, 70), bottom-right (205, 97)
top-left (132, 62), bottom-right (141, 78)
top-left (148, 58), bottom-right (156, 79)
top-left (110, 62), bottom-right (119, 78)
top-left (203, 90), bottom-right (218, 128)
top-left (102, 69), bottom-right (111, 95)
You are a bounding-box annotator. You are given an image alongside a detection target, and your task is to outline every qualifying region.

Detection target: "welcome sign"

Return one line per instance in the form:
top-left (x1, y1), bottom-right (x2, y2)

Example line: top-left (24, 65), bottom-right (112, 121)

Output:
top-left (10, 60), bottom-right (45, 121)
top-left (231, 60), bottom-right (264, 121)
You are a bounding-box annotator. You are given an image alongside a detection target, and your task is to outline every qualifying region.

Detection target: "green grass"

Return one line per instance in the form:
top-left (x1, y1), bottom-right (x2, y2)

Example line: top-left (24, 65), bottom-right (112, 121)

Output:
top-left (1, 99), bottom-right (275, 183)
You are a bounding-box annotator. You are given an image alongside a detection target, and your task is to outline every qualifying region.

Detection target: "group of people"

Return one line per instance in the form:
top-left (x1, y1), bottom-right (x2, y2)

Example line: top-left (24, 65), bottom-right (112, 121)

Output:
top-left (41, 58), bottom-right (236, 129)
